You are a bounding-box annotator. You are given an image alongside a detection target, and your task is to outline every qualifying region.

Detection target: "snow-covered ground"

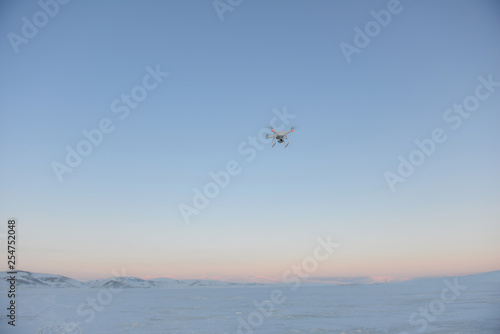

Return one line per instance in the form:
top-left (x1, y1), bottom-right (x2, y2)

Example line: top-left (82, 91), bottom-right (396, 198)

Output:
top-left (1, 271), bottom-right (499, 333)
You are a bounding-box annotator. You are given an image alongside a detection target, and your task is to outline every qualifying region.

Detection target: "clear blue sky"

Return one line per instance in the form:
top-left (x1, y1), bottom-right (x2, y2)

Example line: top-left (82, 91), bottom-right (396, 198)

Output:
top-left (1, 0), bottom-right (499, 281)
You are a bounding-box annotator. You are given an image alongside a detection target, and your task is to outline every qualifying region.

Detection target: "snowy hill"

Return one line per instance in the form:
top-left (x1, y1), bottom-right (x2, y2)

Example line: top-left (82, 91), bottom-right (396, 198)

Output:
top-left (0, 270), bottom-right (84, 288)
top-left (397, 269), bottom-right (500, 288)
top-left (87, 276), bottom-right (157, 289)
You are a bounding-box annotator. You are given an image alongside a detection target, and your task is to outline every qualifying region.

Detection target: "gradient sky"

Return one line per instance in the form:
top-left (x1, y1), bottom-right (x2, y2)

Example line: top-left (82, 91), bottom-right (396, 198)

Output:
top-left (1, 0), bottom-right (499, 282)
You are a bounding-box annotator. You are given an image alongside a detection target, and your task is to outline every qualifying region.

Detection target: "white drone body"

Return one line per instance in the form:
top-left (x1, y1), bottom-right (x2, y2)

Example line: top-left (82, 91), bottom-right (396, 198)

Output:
top-left (266, 127), bottom-right (294, 148)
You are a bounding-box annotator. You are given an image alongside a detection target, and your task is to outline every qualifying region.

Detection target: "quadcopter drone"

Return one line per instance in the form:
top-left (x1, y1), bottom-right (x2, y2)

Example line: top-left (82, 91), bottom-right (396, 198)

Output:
top-left (266, 126), bottom-right (295, 148)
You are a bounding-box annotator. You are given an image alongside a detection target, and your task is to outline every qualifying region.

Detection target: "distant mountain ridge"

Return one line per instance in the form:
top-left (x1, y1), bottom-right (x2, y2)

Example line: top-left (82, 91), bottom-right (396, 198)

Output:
top-left (1, 270), bottom-right (498, 289)
top-left (0, 271), bottom-right (263, 289)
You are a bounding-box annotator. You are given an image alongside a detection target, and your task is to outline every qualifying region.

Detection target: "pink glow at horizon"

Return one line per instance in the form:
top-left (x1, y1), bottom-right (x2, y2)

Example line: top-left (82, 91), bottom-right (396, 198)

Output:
top-left (13, 257), bottom-right (500, 283)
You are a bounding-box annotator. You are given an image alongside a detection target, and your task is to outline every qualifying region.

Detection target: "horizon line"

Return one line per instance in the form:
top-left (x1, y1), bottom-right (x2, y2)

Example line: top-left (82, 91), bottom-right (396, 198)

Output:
top-left (4, 268), bottom-right (500, 284)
